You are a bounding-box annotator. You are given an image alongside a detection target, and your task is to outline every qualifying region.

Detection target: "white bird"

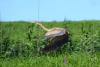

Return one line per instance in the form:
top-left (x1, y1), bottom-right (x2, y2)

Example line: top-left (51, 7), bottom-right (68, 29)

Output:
top-left (35, 22), bottom-right (69, 52)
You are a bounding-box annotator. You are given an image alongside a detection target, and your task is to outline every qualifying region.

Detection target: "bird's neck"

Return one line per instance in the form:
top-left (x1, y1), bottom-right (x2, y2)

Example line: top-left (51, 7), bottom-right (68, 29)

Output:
top-left (36, 22), bottom-right (50, 31)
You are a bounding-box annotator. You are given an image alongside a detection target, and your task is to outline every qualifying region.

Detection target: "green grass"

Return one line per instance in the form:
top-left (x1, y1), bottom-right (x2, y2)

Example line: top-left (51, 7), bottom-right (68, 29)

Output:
top-left (0, 21), bottom-right (100, 67)
top-left (0, 52), bottom-right (100, 67)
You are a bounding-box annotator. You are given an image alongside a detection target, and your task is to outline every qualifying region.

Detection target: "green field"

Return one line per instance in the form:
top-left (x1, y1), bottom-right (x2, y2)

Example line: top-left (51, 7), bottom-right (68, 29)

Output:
top-left (0, 21), bottom-right (100, 67)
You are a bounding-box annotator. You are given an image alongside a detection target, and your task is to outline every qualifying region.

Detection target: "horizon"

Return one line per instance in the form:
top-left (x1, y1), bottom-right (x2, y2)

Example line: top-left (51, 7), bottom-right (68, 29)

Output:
top-left (1, 19), bottom-right (100, 22)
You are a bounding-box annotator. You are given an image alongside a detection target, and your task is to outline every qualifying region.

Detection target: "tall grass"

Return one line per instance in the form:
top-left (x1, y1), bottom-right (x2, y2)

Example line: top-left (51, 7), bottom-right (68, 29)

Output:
top-left (0, 21), bottom-right (100, 67)
top-left (0, 52), bottom-right (100, 67)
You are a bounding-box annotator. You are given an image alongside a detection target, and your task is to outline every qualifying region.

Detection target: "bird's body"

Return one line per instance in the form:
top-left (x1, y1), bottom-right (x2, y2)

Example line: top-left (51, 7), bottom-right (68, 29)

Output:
top-left (45, 28), bottom-right (66, 37)
top-left (43, 28), bottom-right (69, 52)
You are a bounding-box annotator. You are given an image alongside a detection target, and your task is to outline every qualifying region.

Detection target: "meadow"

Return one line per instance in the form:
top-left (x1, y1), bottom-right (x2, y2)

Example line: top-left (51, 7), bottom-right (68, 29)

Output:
top-left (0, 21), bottom-right (100, 67)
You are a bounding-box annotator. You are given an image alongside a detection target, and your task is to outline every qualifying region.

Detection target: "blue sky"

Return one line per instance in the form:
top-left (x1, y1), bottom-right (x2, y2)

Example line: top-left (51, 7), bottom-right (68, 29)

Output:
top-left (0, 0), bottom-right (100, 21)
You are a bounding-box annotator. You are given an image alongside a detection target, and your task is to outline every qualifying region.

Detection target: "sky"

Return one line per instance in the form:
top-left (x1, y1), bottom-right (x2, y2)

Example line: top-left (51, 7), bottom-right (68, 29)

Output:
top-left (0, 0), bottom-right (100, 21)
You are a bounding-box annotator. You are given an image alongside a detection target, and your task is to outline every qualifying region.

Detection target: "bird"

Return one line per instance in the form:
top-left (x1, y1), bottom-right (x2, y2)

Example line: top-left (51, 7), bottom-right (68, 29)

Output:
top-left (35, 22), bottom-right (69, 52)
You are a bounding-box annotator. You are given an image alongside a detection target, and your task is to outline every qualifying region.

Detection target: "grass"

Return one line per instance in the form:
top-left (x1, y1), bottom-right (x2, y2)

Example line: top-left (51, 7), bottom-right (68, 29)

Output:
top-left (0, 52), bottom-right (100, 67)
top-left (0, 21), bottom-right (100, 67)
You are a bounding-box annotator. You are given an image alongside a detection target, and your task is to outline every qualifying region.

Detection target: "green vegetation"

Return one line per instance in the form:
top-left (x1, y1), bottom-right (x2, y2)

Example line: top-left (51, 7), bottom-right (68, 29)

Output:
top-left (0, 21), bottom-right (100, 67)
top-left (0, 52), bottom-right (100, 67)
